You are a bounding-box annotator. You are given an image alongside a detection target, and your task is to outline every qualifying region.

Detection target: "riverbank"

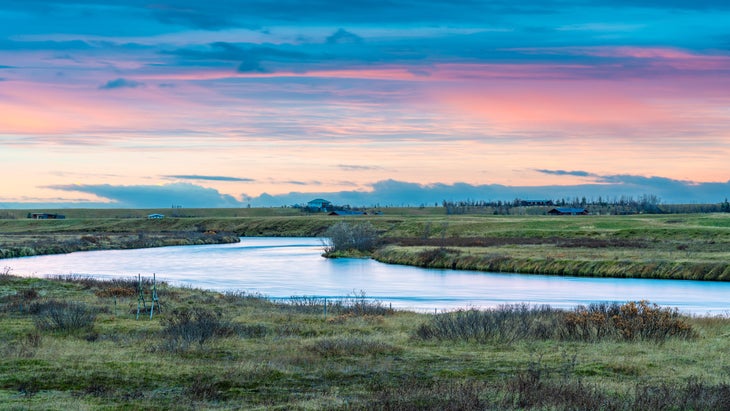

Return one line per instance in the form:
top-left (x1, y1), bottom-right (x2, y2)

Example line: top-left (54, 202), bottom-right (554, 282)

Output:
top-left (368, 212), bottom-right (730, 281)
top-left (372, 244), bottom-right (730, 281)
top-left (2, 210), bottom-right (730, 281)
top-left (1, 273), bottom-right (729, 409)
top-left (0, 232), bottom-right (240, 259)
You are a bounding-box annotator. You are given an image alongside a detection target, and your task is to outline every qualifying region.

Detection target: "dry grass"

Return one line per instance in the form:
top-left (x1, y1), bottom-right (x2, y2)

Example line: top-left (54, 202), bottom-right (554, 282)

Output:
top-left (1, 274), bottom-right (730, 409)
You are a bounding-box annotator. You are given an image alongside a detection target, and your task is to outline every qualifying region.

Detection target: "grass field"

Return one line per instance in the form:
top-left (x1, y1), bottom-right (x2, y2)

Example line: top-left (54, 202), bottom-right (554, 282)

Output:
top-left (2, 208), bottom-right (730, 280)
top-left (3, 210), bottom-right (730, 408)
top-left (1, 273), bottom-right (729, 410)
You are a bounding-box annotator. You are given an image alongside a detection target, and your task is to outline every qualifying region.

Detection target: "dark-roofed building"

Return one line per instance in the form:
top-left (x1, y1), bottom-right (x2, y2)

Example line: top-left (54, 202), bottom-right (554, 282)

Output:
top-left (547, 207), bottom-right (588, 216)
top-left (27, 213), bottom-right (65, 219)
top-left (307, 198), bottom-right (332, 212)
top-left (328, 210), bottom-right (365, 216)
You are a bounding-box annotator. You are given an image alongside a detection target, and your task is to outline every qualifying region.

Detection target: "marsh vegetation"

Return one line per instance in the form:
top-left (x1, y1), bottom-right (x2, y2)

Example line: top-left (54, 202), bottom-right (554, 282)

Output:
top-left (1, 273), bottom-right (729, 409)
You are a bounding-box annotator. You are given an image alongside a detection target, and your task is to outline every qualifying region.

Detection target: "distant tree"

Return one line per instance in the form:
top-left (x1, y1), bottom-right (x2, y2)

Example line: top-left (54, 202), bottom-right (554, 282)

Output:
top-left (323, 221), bottom-right (379, 254)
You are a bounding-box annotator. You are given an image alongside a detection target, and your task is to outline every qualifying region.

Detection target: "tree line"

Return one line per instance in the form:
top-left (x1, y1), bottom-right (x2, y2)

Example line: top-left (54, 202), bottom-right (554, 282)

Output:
top-left (443, 196), bottom-right (730, 215)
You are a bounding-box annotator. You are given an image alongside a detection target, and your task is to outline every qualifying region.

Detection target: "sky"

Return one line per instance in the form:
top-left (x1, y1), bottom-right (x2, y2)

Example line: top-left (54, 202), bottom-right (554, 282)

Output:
top-left (1, 0), bottom-right (729, 208)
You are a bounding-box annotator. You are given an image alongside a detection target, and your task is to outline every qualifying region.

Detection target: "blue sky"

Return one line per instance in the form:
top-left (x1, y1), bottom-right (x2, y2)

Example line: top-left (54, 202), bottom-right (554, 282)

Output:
top-left (1, 0), bottom-right (729, 207)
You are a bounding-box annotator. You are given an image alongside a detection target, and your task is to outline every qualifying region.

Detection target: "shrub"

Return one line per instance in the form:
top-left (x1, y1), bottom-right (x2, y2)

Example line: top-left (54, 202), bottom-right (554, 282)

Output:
top-left (323, 221), bottom-right (379, 254)
top-left (184, 373), bottom-right (228, 401)
top-left (416, 302), bottom-right (695, 344)
top-left (363, 379), bottom-right (489, 411)
top-left (504, 369), bottom-right (730, 410)
top-left (562, 302), bottom-right (621, 342)
top-left (0, 266), bottom-right (14, 283)
top-left (49, 274), bottom-right (156, 290)
top-left (283, 292), bottom-right (394, 317)
top-left (633, 378), bottom-right (730, 410)
top-left (504, 368), bottom-right (614, 410)
top-left (415, 304), bottom-right (561, 344)
top-left (284, 296), bottom-right (327, 314)
top-left (337, 291), bottom-right (394, 316)
top-left (610, 300), bottom-right (695, 341)
top-left (33, 300), bottom-right (97, 333)
top-left (0, 287), bottom-right (41, 314)
top-left (94, 286), bottom-right (137, 298)
top-left (160, 307), bottom-right (232, 351)
top-left (235, 323), bottom-right (268, 338)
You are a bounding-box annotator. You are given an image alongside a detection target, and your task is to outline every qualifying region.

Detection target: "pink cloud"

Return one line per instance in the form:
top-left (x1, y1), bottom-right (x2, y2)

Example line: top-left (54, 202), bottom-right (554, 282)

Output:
top-left (505, 46), bottom-right (730, 73)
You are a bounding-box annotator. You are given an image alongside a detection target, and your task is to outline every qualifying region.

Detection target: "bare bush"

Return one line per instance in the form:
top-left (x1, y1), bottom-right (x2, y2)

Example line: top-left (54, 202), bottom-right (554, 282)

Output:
top-left (160, 308), bottom-right (232, 351)
top-left (416, 304), bottom-right (561, 344)
top-left (416, 302), bottom-right (695, 344)
top-left (362, 379), bottom-right (489, 411)
top-left (48, 274), bottom-right (157, 290)
top-left (33, 300), bottom-right (97, 333)
top-left (282, 291), bottom-right (394, 317)
top-left (0, 266), bottom-right (12, 282)
top-left (338, 291), bottom-right (394, 316)
top-left (323, 221), bottom-right (379, 254)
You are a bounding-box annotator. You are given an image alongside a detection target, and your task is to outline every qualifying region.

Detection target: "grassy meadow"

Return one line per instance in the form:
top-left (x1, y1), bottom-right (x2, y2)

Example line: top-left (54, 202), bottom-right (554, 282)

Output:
top-left (1, 273), bottom-right (730, 410)
top-left (2, 209), bottom-right (730, 408)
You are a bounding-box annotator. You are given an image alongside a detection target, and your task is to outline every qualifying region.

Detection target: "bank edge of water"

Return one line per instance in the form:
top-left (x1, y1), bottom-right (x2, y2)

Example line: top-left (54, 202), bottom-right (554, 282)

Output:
top-left (0, 232), bottom-right (240, 259)
top-left (371, 246), bottom-right (730, 282)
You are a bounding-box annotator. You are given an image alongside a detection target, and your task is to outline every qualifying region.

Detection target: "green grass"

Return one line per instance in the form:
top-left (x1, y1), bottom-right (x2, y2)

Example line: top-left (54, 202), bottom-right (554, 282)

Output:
top-left (1, 274), bottom-right (729, 409)
top-left (3, 209), bottom-right (730, 280)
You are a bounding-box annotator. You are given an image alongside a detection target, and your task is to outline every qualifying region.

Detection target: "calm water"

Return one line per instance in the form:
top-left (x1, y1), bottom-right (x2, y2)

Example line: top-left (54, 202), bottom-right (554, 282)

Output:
top-left (3, 237), bottom-right (728, 314)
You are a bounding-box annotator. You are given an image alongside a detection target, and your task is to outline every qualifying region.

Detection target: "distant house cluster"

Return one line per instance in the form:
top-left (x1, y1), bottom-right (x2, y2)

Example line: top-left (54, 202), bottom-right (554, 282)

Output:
top-left (328, 210), bottom-right (366, 216)
top-left (547, 207), bottom-right (588, 216)
top-left (302, 199), bottom-right (381, 216)
top-left (307, 199), bottom-right (332, 212)
top-left (27, 213), bottom-right (65, 219)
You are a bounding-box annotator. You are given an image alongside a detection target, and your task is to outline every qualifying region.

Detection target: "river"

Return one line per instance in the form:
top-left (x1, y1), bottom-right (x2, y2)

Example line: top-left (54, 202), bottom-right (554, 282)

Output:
top-left (3, 237), bottom-right (728, 314)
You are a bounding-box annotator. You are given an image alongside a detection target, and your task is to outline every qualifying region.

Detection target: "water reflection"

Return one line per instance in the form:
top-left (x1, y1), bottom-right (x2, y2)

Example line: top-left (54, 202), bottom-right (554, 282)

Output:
top-left (4, 237), bottom-right (729, 314)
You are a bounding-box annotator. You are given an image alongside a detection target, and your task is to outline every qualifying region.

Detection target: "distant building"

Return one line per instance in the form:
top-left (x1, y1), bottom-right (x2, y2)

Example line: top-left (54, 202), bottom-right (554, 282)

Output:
top-left (547, 207), bottom-right (588, 216)
top-left (27, 213), bottom-right (65, 219)
top-left (328, 210), bottom-right (365, 216)
top-left (147, 213), bottom-right (165, 219)
top-left (307, 199), bottom-right (332, 212)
